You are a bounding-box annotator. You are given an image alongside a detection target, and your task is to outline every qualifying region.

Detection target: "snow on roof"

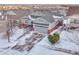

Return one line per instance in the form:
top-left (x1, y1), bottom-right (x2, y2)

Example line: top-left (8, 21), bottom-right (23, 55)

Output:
top-left (30, 11), bottom-right (54, 23)
top-left (42, 15), bottom-right (54, 23)
top-left (33, 17), bottom-right (51, 24)
top-left (21, 16), bottom-right (30, 20)
top-left (53, 15), bottom-right (63, 18)
top-left (30, 11), bottom-right (46, 16)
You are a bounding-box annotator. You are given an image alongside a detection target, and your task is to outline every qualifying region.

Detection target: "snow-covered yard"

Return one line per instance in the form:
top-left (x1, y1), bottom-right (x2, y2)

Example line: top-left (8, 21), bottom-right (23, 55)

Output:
top-left (28, 30), bottom-right (79, 55)
top-left (0, 26), bottom-right (79, 55)
top-left (0, 27), bottom-right (28, 55)
top-left (0, 27), bottom-right (45, 55)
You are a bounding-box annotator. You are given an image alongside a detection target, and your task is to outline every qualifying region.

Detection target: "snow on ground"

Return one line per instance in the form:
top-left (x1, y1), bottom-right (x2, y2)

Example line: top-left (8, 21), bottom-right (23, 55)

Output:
top-left (29, 45), bottom-right (70, 55)
top-left (0, 27), bottom-right (25, 48)
top-left (0, 48), bottom-right (27, 55)
top-left (0, 32), bottom-right (11, 48)
top-left (55, 30), bottom-right (79, 52)
top-left (0, 39), bottom-right (27, 55)
top-left (28, 29), bottom-right (79, 55)
top-left (0, 26), bottom-right (79, 55)
top-left (0, 27), bottom-right (29, 55)
top-left (15, 31), bottom-right (33, 45)
top-left (10, 27), bottom-right (24, 41)
top-left (28, 36), bottom-right (70, 55)
top-left (0, 27), bottom-right (45, 55)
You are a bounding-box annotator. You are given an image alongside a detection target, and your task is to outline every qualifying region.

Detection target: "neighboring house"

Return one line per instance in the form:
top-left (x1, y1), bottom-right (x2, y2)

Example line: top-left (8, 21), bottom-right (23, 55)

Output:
top-left (66, 6), bottom-right (79, 28)
top-left (19, 11), bottom-right (63, 34)
top-left (29, 11), bottom-right (54, 34)
top-left (29, 11), bottom-right (62, 34)
top-left (33, 17), bottom-right (51, 34)
top-left (64, 14), bottom-right (79, 28)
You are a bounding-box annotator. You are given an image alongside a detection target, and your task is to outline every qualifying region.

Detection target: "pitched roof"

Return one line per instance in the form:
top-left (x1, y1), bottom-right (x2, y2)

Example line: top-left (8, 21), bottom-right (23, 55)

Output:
top-left (30, 11), bottom-right (54, 23)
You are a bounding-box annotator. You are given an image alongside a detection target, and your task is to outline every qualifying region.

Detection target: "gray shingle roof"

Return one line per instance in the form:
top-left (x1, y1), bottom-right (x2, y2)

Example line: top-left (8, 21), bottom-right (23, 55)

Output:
top-left (30, 11), bottom-right (54, 23)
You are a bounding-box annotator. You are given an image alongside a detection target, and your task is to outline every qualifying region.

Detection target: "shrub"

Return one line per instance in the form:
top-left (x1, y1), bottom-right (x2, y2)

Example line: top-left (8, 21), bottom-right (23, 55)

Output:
top-left (48, 33), bottom-right (60, 44)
